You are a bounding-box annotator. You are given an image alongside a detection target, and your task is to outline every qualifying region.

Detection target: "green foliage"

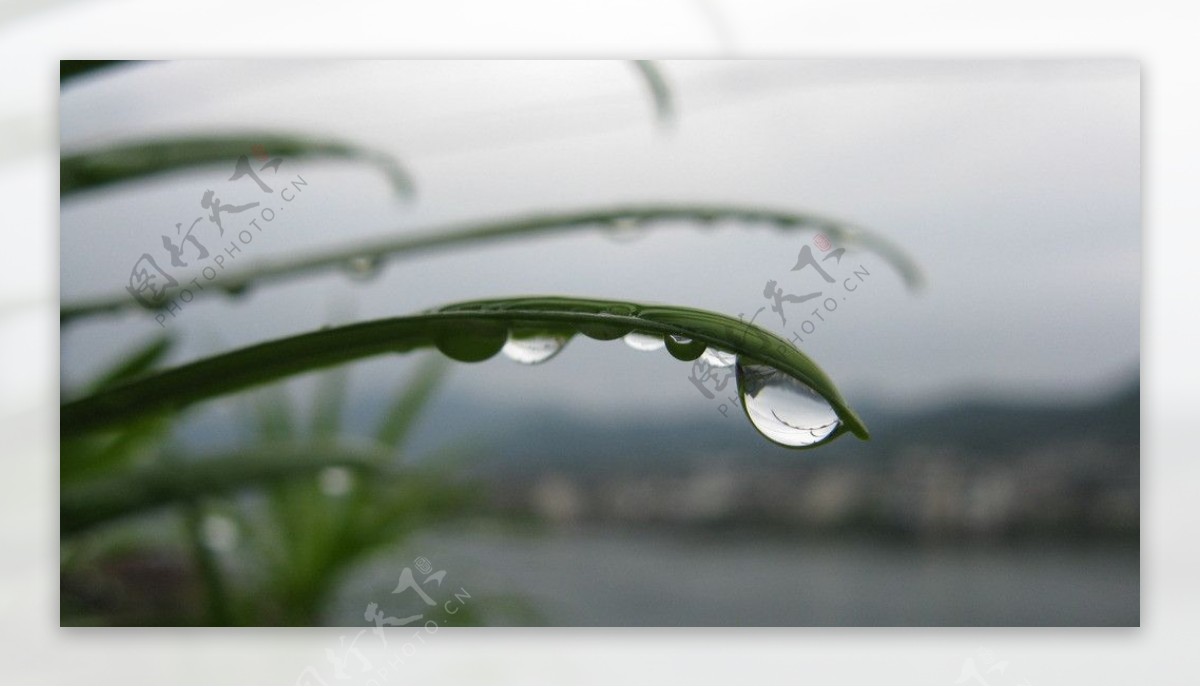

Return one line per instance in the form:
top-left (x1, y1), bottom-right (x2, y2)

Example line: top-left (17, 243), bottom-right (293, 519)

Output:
top-left (60, 61), bottom-right (916, 625)
top-left (62, 334), bottom-right (177, 483)
top-left (61, 444), bottom-right (386, 535)
top-left (61, 296), bottom-right (869, 442)
top-left (60, 203), bottom-right (920, 324)
top-left (632, 60), bottom-right (675, 124)
top-left (61, 132), bottom-right (414, 199)
top-left (62, 355), bottom-right (476, 625)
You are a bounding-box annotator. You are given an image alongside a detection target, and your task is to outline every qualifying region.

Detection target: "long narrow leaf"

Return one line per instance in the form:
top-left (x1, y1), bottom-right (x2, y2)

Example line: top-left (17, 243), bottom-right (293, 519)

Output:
top-left (61, 445), bottom-right (384, 535)
top-left (61, 417), bottom-right (171, 483)
top-left (60, 296), bottom-right (869, 443)
top-left (60, 204), bottom-right (921, 323)
top-left (249, 384), bottom-right (297, 444)
top-left (631, 60), bottom-right (675, 125)
top-left (311, 367), bottom-right (349, 440)
top-left (61, 132), bottom-right (413, 198)
top-left (375, 355), bottom-right (451, 453)
top-left (84, 334), bottom-right (174, 393)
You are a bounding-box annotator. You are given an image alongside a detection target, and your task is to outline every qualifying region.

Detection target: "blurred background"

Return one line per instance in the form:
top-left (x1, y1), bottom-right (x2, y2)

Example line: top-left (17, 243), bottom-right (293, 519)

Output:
top-left (58, 59), bottom-right (1138, 627)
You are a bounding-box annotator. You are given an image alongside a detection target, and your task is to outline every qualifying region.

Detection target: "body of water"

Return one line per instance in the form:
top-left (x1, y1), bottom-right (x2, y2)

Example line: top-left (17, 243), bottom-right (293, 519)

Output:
top-left (331, 524), bottom-right (1139, 626)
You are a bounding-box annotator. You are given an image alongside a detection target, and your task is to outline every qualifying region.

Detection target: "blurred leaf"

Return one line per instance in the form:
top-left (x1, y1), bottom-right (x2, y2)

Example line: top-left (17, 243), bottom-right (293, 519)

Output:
top-left (244, 467), bottom-right (477, 625)
top-left (61, 132), bottom-right (414, 198)
top-left (250, 384), bottom-right (297, 444)
top-left (178, 502), bottom-right (236, 625)
top-left (61, 203), bottom-right (921, 324)
top-left (61, 417), bottom-right (171, 484)
top-left (61, 445), bottom-right (384, 535)
top-left (62, 336), bottom-right (177, 482)
top-left (632, 60), bottom-right (675, 125)
top-left (311, 367), bottom-right (348, 440)
top-left (375, 355), bottom-right (451, 453)
top-left (84, 334), bottom-right (174, 394)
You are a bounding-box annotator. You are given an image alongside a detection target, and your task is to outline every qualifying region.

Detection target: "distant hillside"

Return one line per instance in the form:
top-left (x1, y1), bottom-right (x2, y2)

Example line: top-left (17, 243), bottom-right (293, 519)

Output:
top-left (173, 374), bottom-right (1139, 538)
top-left (388, 376), bottom-right (1140, 479)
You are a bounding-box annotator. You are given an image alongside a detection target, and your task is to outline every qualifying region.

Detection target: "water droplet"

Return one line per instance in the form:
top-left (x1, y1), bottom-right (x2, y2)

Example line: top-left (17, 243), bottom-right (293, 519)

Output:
top-left (701, 347), bottom-right (736, 368)
top-left (603, 216), bottom-right (649, 243)
top-left (502, 333), bottom-right (569, 365)
top-left (623, 331), bottom-right (665, 352)
top-left (578, 320), bottom-right (631, 340)
top-left (318, 467), bottom-right (354, 497)
top-left (665, 334), bottom-right (707, 361)
top-left (434, 321), bottom-right (507, 362)
top-left (342, 255), bottom-right (384, 281)
top-left (736, 362), bottom-right (840, 448)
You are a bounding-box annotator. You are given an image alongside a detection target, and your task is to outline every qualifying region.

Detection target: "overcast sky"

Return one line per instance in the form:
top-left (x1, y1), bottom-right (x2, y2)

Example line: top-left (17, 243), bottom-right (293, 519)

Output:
top-left (59, 60), bottom-right (1140, 420)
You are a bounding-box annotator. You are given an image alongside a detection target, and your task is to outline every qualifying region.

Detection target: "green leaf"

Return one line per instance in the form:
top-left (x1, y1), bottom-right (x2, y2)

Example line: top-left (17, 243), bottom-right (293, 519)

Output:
top-left (249, 384), bottom-right (298, 443)
top-left (631, 60), bottom-right (675, 125)
top-left (61, 203), bottom-right (921, 323)
top-left (61, 335), bottom-right (179, 482)
top-left (178, 501), bottom-right (236, 625)
top-left (60, 296), bottom-right (869, 445)
top-left (61, 445), bottom-right (384, 536)
top-left (310, 367), bottom-right (348, 440)
top-left (84, 334), bottom-right (175, 394)
top-left (247, 467), bottom-right (476, 625)
top-left (60, 417), bottom-right (171, 484)
top-left (60, 132), bottom-right (414, 198)
top-left (375, 355), bottom-right (451, 453)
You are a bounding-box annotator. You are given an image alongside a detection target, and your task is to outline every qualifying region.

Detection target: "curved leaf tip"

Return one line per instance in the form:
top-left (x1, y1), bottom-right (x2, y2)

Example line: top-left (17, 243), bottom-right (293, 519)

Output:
top-left (62, 296), bottom-right (869, 449)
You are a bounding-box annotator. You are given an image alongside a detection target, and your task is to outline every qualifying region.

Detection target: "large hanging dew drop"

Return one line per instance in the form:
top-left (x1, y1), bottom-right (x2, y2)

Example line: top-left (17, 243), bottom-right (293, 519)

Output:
top-left (701, 347), bottom-right (736, 368)
top-left (434, 321), bottom-right (507, 362)
top-left (577, 320), bottom-right (630, 341)
top-left (736, 361), bottom-right (841, 448)
top-left (623, 331), bottom-right (665, 352)
top-left (501, 333), bottom-right (569, 365)
top-left (577, 306), bottom-right (637, 340)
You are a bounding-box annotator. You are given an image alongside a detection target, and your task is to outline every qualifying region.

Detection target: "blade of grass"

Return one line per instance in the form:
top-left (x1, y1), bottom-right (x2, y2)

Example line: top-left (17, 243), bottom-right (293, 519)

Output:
top-left (60, 296), bottom-right (869, 443)
top-left (83, 334), bottom-right (174, 394)
top-left (61, 417), bottom-right (171, 483)
top-left (249, 384), bottom-right (297, 444)
top-left (631, 60), bottom-right (675, 125)
top-left (311, 367), bottom-right (349, 440)
top-left (61, 132), bottom-right (414, 198)
top-left (375, 355), bottom-right (451, 454)
top-left (179, 501), bottom-right (236, 625)
top-left (60, 203), bottom-right (921, 323)
top-left (61, 445), bottom-right (385, 535)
